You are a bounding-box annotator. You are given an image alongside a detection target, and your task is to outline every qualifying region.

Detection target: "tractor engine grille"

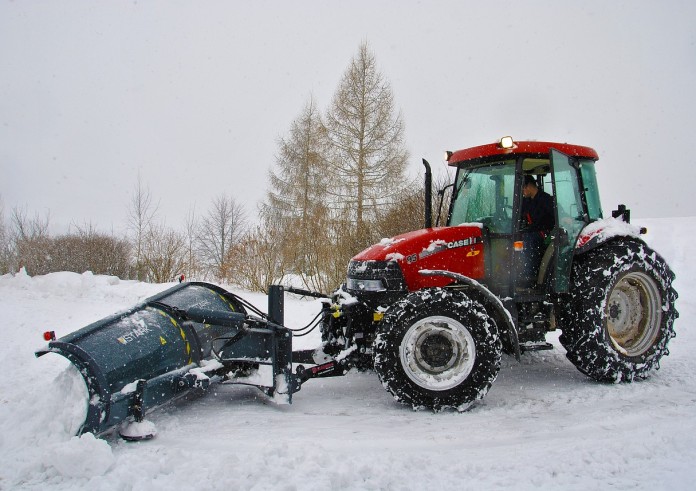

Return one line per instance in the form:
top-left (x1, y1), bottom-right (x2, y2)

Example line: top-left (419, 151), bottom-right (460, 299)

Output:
top-left (346, 260), bottom-right (408, 308)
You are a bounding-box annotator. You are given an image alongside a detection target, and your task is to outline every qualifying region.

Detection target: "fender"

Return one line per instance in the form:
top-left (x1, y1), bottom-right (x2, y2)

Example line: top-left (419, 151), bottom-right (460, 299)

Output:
top-left (575, 217), bottom-right (646, 256)
top-left (418, 269), bottom-right (520, 361)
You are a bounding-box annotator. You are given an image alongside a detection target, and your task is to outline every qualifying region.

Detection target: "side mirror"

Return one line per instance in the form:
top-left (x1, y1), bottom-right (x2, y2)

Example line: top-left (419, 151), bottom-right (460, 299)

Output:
top-left (611, 204), bottom-right (631, 223)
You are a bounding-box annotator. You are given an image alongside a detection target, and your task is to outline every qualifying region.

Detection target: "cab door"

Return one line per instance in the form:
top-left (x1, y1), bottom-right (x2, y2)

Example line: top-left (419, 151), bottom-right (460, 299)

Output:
top-left (550, 149), bottom-right (588, 292)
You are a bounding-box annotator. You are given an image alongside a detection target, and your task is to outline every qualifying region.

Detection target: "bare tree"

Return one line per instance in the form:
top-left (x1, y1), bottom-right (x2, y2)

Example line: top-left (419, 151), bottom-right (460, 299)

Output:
top-left (375, 185), bottom-right (425, 239)
top-left (375, 170), bottom-right (452, 238)
top-left (325, 42), bottom-right (410, 246)
top-left (127, 175), bottom-right (158, 280)
top-left (11, 205), bottom-right (50, 241)
top-left (0, 196), bottom-right (9, 274)
top-left (11, 205), bottom-right (51, 275)
top-left (0, 196), bottom-right (14, 274)
top-left (143, 223), bottom-right (187, 283)
top-left (197, 195), bottom-right (247, 281)
top-left (183, 205), bottom-right (201, 281)
top-left (234, 223), bottom-right (288, 293)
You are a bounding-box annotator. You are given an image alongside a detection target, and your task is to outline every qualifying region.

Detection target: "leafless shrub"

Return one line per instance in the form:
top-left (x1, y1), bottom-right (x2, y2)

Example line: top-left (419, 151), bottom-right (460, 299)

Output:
top-left (197, 195), bottom-right (247, 282)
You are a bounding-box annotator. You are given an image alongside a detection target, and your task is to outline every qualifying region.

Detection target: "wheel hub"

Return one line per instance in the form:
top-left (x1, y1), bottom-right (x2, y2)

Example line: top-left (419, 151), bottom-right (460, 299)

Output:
top-left (418, 333), bottom-right (455, 369)
top-left (400, 316), bottom-right (476, 391)
top-left (608, 303), bottom-right (621, 321)
top-left (606, 271), bottom-right (662, 357)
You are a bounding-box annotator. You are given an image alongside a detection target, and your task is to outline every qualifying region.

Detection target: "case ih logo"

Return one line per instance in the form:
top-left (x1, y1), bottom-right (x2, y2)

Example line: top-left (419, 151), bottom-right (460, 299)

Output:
top-left (418, 237), bottom-right (481, 261)
top-left (447, 238), bottom-right (478, 249)
top-left (117, 325), bottom-right (152, 345)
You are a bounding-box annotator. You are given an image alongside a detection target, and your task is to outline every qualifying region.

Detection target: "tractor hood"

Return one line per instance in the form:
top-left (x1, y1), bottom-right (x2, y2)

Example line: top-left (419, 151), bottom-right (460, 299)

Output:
top-left (351, 225), bottom-right (485, 291)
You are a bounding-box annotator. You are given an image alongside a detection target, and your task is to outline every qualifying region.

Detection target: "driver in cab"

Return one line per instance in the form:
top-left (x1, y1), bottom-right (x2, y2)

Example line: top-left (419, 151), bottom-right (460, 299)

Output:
top-left (520, 175), bottom-right (554, 286)
top-left (521, 175), bottom-right (554, 238)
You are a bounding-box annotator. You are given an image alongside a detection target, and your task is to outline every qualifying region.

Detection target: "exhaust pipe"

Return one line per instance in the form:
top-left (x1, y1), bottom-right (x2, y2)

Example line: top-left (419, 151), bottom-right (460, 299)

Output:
top-left (422, 159), bottom-right (432, 229)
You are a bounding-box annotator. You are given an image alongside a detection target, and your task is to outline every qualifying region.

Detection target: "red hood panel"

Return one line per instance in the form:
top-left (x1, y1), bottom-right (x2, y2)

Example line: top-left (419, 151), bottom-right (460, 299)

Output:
top-left (353, 225), bottom-right (485, 290)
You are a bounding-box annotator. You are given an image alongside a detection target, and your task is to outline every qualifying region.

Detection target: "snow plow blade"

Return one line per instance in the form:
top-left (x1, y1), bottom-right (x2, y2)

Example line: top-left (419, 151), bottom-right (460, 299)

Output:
top-left (35, 282), bottom-right (297, 438)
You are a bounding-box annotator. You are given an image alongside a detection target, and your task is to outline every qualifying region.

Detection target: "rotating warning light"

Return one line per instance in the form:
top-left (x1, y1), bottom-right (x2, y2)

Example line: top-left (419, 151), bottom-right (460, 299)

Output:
top-left (499, 136), bottom-right (515, 149)
top-left (43, 331), bottom-right (56, 342)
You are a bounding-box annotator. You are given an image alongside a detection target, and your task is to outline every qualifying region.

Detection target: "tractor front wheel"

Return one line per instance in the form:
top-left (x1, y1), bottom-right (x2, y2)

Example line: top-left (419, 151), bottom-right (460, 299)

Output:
top-left (374, 288), bottom-right (502, 411)
top-left (559, 239), bottom-right (678, 382)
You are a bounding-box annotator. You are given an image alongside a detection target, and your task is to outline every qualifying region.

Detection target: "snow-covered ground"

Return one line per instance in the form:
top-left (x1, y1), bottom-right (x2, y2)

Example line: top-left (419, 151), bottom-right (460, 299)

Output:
top-left (1, 217), bottom-right (694, 490)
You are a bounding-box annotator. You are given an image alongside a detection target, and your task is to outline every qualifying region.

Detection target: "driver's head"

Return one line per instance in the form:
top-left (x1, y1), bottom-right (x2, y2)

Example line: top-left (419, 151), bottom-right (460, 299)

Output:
top-left (522, 175), bottom-right (538, 198)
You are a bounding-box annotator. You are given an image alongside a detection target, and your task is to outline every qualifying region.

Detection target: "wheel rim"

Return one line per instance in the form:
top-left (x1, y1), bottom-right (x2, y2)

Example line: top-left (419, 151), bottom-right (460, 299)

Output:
top-left (400, 316), bottom-right (476, 391)
top-left (605, 271), bottom-right (662, 357)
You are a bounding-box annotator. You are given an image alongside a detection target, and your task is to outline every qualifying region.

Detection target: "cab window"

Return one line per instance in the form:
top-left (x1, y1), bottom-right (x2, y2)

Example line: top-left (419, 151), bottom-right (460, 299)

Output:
top-left (579, 160), bottom-right (603, 220)
top-left (449, 161), bottom-right (516, 233)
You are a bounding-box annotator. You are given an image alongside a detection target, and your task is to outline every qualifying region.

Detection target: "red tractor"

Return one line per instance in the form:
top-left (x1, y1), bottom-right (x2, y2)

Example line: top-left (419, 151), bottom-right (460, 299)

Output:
top-left (318, 136), bottom-right (679, 410)
top-left (38, 137), bottom-right (680, 439)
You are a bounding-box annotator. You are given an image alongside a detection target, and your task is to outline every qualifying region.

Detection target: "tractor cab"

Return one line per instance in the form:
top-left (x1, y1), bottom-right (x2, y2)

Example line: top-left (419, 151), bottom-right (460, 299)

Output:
top-left (445, 137), bottom-right (603, 298)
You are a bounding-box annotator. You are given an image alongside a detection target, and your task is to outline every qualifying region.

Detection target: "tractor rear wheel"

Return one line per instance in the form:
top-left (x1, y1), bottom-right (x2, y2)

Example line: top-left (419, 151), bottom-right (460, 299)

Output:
top-left (374, 288), bottom-right (501, 411)
top-left (559, 239), bottom-right (678, 382)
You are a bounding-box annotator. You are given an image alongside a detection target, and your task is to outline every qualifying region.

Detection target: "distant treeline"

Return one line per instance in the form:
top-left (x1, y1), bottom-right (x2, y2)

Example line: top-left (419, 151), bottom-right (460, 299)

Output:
top-left (0, 43), bottom-right (450, 293)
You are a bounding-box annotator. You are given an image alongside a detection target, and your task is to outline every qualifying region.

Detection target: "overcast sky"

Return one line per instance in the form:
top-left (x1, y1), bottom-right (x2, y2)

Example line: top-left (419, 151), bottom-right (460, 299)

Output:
top-left (2, 0), bottom-right (695, 234)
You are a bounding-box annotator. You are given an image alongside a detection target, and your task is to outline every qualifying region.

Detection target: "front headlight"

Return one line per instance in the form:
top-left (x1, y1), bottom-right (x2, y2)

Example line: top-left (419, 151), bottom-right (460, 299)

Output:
top-left (346, 278), bottom-right (386, 292)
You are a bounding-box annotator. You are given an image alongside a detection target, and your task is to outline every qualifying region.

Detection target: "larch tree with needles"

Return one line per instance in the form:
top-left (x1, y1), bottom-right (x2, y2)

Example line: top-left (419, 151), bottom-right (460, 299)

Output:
top-left (262, 96), bottom-right (334, 292)
top-left (325, 42), bottom-right (409, 250)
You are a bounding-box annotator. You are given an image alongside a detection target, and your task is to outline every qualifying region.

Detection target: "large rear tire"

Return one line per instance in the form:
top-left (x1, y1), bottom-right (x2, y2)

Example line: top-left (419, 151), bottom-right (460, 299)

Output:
top-left (374, 288), bottom-right (502, 411)
top-left (559, 239), bottom-right (678, 382)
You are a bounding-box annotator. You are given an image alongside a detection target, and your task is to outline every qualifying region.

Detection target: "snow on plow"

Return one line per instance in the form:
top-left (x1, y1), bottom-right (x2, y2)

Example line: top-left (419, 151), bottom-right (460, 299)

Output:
top-left (35, 282), bottom-right (302, 440)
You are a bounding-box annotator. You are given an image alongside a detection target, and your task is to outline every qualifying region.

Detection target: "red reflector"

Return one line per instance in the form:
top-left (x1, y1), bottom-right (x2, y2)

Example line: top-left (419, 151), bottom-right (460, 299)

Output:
top-left (43, 331), bottom-right (56, 342)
